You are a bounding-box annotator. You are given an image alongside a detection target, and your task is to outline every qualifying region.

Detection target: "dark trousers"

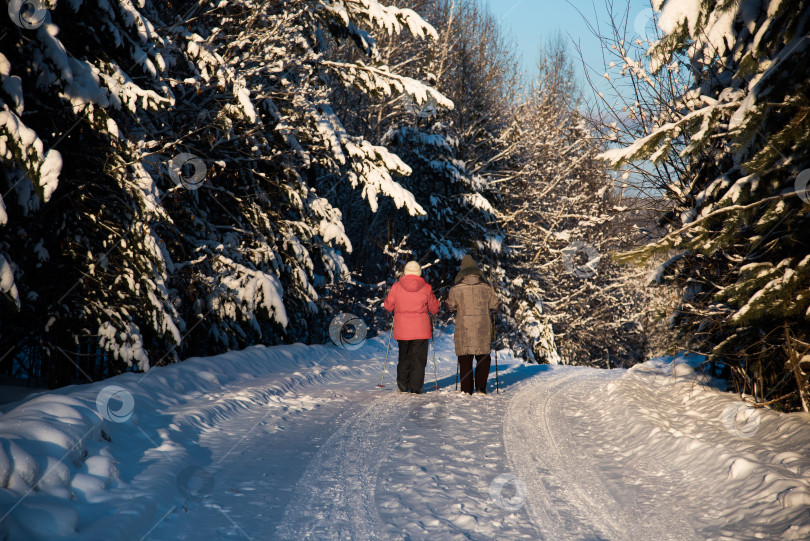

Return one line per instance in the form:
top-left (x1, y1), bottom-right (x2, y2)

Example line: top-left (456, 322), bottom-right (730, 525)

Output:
top-left (397, 339), bottom-right (429, 393)
top-left (458, 354), bottom-right (491, 394)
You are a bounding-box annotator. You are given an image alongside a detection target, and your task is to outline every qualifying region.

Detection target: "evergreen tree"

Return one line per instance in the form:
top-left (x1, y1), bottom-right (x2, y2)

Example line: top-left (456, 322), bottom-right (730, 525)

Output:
top-left (0, 0), bottom-right (450, 383)
top-left (325, 0), bottom-right (519, 302)
top-left (599, 0), bottom-right (810, 409)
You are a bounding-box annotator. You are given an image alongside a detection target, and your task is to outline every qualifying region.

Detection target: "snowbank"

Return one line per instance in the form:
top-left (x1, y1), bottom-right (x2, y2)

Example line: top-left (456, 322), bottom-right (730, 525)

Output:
top-left (593, 354), bottom-right (810, 540)
top-left (0, 339), bottom-right (389, 540)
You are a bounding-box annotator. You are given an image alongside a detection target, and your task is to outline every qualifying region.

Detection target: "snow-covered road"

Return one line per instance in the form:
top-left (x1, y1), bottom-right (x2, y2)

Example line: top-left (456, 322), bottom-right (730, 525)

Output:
top-left (2, 326), bottom-right (809, 540)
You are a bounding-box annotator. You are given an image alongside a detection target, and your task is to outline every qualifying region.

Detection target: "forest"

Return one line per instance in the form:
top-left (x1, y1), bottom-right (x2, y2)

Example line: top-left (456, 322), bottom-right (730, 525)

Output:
top-left (1, 0), bottom-right (808, 411)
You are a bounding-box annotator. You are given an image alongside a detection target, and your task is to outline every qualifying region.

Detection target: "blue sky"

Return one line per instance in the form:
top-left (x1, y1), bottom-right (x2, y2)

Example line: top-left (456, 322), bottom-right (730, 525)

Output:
top-left (485, 0), bottom-right (655, 103)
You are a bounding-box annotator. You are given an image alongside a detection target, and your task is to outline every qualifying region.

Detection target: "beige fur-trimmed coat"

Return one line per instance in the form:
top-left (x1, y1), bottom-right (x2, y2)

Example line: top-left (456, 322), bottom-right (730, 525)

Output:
top-left (445, 275), bottom-right (499, 356)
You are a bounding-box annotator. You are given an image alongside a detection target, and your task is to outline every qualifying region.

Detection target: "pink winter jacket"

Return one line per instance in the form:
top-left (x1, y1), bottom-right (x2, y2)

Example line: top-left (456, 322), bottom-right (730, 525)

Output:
top-left (384, 275), bottom-right (440, 340)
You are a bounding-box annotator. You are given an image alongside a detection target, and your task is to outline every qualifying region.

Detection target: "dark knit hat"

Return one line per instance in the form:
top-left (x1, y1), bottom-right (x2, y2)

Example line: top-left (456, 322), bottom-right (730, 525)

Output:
top-left (454, 254), bottom-right (486, 284)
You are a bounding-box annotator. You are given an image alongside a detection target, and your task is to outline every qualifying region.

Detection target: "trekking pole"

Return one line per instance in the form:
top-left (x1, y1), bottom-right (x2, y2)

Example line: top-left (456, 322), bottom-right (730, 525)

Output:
top-left (492, 312), bottom-right (500, 394)
top-left (494, 348), bottom-right (500, 394)
top-left (430, 315), bottom-right (439, 391)
top-left (451, 311), bottom-right (459, 391)
top-left (483, 265), bottom-right (501, 394)
top-left (377, 314), bottom-right (393, 389)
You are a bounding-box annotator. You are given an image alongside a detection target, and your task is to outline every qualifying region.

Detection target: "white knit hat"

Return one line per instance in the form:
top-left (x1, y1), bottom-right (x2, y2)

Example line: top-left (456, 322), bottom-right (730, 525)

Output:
top-left (403, 260), bottom-right (422, 277)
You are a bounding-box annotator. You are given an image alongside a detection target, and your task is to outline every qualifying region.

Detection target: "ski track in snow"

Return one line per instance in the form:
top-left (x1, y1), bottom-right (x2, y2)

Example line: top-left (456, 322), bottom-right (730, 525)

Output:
top-left (274, 393), bottom-right (401, 540)
top-left (504, 367), bottom-right (699, 541)
top-left (375, 392), bottom-right (538, 540)
top-left (506, 369), bottom-right (618, 540)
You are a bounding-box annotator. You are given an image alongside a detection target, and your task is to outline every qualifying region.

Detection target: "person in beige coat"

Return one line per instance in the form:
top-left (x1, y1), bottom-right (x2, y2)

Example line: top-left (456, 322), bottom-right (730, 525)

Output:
top-left (445, 255), bottom-right (499, 394)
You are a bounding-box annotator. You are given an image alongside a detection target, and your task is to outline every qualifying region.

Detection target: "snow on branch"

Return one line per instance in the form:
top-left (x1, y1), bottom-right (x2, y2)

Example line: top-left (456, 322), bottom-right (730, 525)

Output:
top-left (322, 60), bottom-right (453, 110)
top-left (324, 0), bottom-right (440, 41)
top-left (214, 254), bottom-right (289, 330)
top-left (597, 101), bottom-right (738, 167)
top-left (0, 105), bottom-right (62, 202)
top-left (0, 254), bottom-right (21, 308)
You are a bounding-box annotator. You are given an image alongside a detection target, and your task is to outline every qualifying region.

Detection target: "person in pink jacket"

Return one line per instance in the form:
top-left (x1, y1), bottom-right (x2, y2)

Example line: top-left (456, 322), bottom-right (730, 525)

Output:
top-left (384, 261), bottom-right (440, 393)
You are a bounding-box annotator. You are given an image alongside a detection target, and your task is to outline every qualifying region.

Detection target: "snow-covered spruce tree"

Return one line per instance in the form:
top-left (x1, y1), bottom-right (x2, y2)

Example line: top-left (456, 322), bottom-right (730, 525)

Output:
top-left (0, 0), bottom-right (450, 384)
top-left (500, 37), bottom-right (659, 366)
top-left (599, 0), bottom-right (810, 409)
top-left (324, 0), bottom-right (518, 309)
top-left (414, 0), bottom-right (520, 296)
top-left (145, 0), bottom-right (449, 354)
top-left (414, 0), bottom-right (520, 301)
top-left (1, 0), bottom-right (183, 384)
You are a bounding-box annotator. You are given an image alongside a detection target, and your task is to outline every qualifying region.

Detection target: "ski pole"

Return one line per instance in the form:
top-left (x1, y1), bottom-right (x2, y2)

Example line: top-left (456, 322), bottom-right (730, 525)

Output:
top-left (483, 265), bottom-right (501, 394)
top-left (492, 312), bottom-right (500, 394)
top-left (495, 348), bottom-right (500, 394)
top-left (455, 361), bottom-right (459, 391)
top-left (378, 315), bottom-right (393, 389)
top-left (430, 315), bottom-right (439, 390)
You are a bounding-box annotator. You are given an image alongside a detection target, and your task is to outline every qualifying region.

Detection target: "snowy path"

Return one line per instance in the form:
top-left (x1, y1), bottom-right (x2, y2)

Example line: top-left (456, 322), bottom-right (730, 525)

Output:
top-left (2, 328), bottom-right (809, 540)
top-left (146, 329), bottom-right (547, 540)
top-left (146, 335), bottom-right (706, 541)
top-left (506, 369), bottom-right (625, 540)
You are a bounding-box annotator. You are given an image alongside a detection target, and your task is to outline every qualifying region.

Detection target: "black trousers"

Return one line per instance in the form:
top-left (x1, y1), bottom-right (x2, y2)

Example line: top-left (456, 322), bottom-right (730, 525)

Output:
top-left (397, 339), bottom-right (429, 393)
top-left (458, 354), bottom-right (491, 394)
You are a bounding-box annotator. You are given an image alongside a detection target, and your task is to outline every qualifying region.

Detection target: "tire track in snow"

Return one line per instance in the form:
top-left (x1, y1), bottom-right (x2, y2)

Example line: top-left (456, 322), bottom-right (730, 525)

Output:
top-left (274, 393), bottom-right (403, 540)
top-left (504, 368), bottom-right (697, 541)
